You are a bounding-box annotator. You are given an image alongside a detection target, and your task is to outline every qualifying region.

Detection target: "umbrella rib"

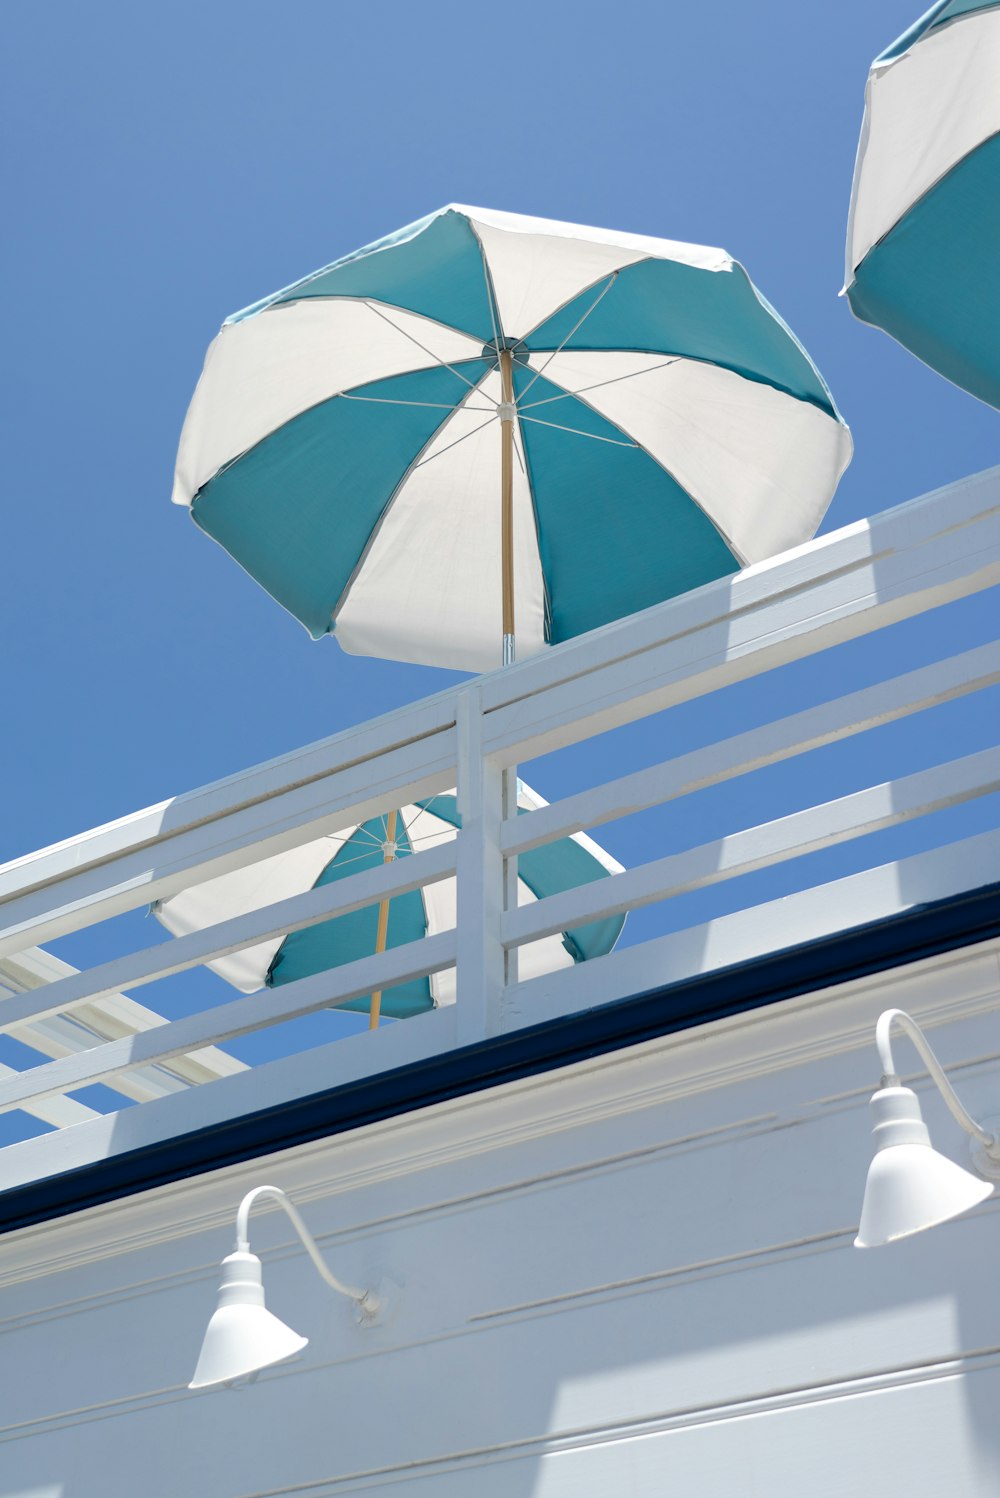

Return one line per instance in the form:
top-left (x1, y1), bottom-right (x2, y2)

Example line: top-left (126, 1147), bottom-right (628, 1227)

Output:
top-left (264, 293), bottom-right (484, 348)
top-left (413, 412), bottom-right (499, 469)
top-left (340, 393), bottom-right (496, 413)
top-left (339, 853), bottom-right (385, 872)
top-left (485, 270), bottom-right (501, 350)
top-left (531, 375), bottom-right (752, 567)
top-left (469, 219), bottom-right (528, 484)
top-left (517, 273), bottom-right (619, 402)
top-left (518, 357), bottom-right (683, 411)
top-left (467, 213), bottom-right (509, 362)
top-left (402, 794), bottom-right (458, 840)
top-left (517, 414), bottom-right (638, 448)
top-left (511, 422), bottom-right (526, 474)
top-left (329, 367), bottom-right (496, 625)
top-left (518, 258), bottom-right (655, 345)
top-left (363, 300), bottom-right (493, 398)
top-left (300, 845), bottom-right (393, 879)
top-left (344, 826), bottom-right (386, 849)
top-left (400, 804), bottom-right (433, 838)
top-left (480, 238), bottom-right (505, 353)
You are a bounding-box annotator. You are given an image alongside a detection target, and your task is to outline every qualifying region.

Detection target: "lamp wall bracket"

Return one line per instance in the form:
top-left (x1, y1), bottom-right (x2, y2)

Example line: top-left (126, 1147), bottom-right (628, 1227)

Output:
top-left (968, 1115), bottom-right (1000, 1182)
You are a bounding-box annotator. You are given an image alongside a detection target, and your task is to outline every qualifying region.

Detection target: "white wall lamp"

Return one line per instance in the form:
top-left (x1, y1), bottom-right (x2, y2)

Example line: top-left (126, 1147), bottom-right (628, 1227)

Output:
top-left (189, 1185), bottom-right (386, 1390)
top-left (855, 1008), bottom-right (1000, 1248)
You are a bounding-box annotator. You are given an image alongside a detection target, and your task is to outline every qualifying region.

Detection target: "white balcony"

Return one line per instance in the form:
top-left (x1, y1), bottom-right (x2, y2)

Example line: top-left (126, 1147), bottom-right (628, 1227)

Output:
top-left (0, 464), bottom-right (998, 1226)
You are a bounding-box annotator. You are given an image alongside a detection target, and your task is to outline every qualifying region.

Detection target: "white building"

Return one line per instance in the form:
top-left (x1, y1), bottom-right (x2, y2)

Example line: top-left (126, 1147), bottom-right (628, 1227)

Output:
top-left (1, 467), bottom-right (998, 1497)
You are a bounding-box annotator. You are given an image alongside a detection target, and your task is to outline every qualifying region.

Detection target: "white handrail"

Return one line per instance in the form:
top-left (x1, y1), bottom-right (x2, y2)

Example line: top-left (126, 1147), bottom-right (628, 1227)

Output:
top-left (0, 839), bottom-right (457, 1035)
top-left (0, 467), bottom-right (997, 1158)
top-left (478, 467), bottom-right (1000, 761)
top-left (501, 641), bottom-right (1000, 856)
top-left (0, 930), bottom-right (457, 1114)
top-left (0, 740), bottom-right (457, 959)
top-left (2, 466), bottom-right (996, 956)
top-left (503, 747), bottom-right (1000, 951)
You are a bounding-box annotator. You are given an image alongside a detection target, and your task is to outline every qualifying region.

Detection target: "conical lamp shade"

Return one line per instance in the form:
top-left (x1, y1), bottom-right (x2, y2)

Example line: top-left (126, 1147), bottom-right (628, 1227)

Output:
top-left (189, 1250), bottom-right (308, 1389)
top-left (855, 1085), bottom-right (993, 1248)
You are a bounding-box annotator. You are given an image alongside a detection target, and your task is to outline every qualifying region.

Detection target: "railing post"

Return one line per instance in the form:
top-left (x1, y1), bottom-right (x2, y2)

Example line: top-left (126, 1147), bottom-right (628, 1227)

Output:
top-left (502, 766), bottom-right (519, 991)
top-left (455, 688), bottom-right (506, 1043)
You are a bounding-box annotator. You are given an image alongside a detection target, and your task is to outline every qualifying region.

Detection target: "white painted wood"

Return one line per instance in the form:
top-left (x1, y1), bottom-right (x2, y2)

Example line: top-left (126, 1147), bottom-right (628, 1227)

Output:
top-left (502, 766), bottom-right (520, 990)
top-left (3, 935), bottom-right (996, 1289)
top-left (454, 688), bottom-right (506, 1044)
top-left (0, 950), bottom-right (247, 1127)
top-left (479, 463), bottom-right (1000, 710)
top-left (4, 825), bottom-right (997, 1168)
top-left (0, 692), bottom-right (458, 901)
top-left (503, 747), bottom-right (1000, 948)
top-left (0, 930), bottom-right (456, 1114)
top-left (0, 467), bottom-right (997, 1180)
top-left (0, 840), bottom-right (457, 1035)
top-left (479, 469), bottom-right (1000, 761)
top-left (502, 640), bottom-right (1000, 855)
top-left (501, 829), bottom-right (1000, 1033)
top-left (2, 937), bottom-right (1000, 1496)
top-left (0, 1061), bottom-right (98, 1128)
top-left (0, 734), bottom-right (458, 958)
top-left (0, 1003), bottom-right (459, 1195)
top-left (2, 466), bottom-right (995, 955)
top-left (0, 947), bottom-right (246, 1102)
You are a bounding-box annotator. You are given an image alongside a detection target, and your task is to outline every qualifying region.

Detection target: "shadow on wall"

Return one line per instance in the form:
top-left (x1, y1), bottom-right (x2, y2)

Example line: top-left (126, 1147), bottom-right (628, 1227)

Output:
top-left (143, 1113), bottom-right (1000, 1495)
top-left (0, 1488), bottom-right (65, 1498)
top-left (5, 1050), bottom-right (1000, 1497)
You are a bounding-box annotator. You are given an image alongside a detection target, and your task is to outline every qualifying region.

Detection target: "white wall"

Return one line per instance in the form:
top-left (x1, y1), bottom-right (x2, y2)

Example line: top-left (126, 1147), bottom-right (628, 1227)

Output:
top-left (2, 935), bottom-right (999, 1498)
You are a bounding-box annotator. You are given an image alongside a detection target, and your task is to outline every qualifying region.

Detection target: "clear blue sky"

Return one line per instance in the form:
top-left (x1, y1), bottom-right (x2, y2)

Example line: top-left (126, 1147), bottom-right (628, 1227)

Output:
top-left (1, 2), bottom-right (997, 1125)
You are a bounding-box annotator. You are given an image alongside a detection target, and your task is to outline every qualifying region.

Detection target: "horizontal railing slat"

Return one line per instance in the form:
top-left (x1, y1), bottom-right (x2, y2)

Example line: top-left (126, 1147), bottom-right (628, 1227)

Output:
top-left (2, 468), bottom-right (999, 1169)
top-left (0, 931), bottom-right (457, 1114)
top-left (0, 840), bottom-right (457, 1034)
top-left (482, 472), bottom-right (1000, 762)
top-left (0, 694), bottom-right (459, 898)
top-left (480, 466), bottom-right (1000, 715)
top-left (0, 1061), bottom-right (100, 1129)
top-left (500, 828), bottom-right (1000, 1032)
top-left (502, 642), bottom-right (1000, 856)
top-left (0, 741), bottom-right (457, 960)
top-left (1, 471), bottom-right (997, 958)
top-left (0, 1007), bottom-right (461, 1195)
top-left (503, 747), bottom-right (1000, 947)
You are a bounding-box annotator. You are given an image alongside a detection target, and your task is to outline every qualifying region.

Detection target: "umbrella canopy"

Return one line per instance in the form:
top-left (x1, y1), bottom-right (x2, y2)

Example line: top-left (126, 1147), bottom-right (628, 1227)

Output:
top-left (174, 205), bottom-right (852, 673)
top-left (845, 1), bottom-right (1000, 407)
top-left (153, 783), bottom-right (624, 1020)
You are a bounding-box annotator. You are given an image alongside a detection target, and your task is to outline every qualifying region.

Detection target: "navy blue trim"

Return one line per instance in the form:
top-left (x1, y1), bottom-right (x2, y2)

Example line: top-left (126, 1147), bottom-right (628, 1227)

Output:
top-left (3, 881), bottom-right (1000, 1236)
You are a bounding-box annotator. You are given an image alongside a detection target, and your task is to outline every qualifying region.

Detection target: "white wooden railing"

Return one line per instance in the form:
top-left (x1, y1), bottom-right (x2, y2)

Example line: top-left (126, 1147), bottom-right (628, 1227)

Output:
top-left (1, 466), bottom-right (998, 1188)
top-left (0, 946), bottom-right (247, 1130)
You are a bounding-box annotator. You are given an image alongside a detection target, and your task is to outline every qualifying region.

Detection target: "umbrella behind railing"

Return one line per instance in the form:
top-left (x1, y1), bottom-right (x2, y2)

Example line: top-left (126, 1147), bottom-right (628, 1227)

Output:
top-left (154, 783), bottom-right (624, 1028)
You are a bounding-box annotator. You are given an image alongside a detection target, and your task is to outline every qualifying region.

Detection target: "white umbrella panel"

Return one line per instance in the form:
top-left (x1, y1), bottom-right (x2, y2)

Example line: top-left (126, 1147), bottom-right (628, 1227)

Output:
top-left (153, 783), bottom-right (624, 1021)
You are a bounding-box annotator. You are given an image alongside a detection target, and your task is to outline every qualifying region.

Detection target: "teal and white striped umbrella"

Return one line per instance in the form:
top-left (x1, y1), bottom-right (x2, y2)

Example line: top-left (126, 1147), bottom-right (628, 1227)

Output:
top-left (174, 205), bottom-right (852, 672)
top-left (153, 782), bottom-right (624, 1020)
top-left (845, 1), bottom-right (1000, 407)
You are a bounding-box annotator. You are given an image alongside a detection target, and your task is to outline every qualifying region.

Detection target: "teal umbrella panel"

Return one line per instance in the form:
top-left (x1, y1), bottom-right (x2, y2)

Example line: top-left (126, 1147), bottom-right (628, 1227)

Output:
top-left (174, 205), bottom-right (852, 672)
top-left (154, 782), bottom-right (625, 1020)
top-left (845, 1), bottom-right (1000, 407)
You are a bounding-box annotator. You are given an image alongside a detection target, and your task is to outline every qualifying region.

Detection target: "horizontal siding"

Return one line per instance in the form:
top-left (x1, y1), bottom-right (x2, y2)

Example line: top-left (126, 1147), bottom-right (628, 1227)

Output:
top-left (1, 935), bottom-right (999, 1496)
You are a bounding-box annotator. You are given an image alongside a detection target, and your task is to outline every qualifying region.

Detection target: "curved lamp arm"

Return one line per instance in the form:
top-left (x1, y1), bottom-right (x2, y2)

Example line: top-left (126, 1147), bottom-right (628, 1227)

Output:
top-left (876, 1008), bottom-right (998, 1153)
top-left (235, 1185), bottom-right (380, 1315)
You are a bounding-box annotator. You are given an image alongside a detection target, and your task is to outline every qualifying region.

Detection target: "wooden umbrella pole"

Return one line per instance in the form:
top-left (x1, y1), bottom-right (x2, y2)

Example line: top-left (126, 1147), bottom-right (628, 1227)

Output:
top-left (368, 807), bottom-right (398, 1030)
top-left (500, 348), bottom-right (515, 666)
top-left (498, 350), bottom-right (519, 978)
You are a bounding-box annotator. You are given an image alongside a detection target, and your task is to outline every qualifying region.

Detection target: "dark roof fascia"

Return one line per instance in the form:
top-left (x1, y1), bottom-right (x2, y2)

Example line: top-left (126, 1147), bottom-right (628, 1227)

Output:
top-left (2, 879), bottom-right (999, 1238)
